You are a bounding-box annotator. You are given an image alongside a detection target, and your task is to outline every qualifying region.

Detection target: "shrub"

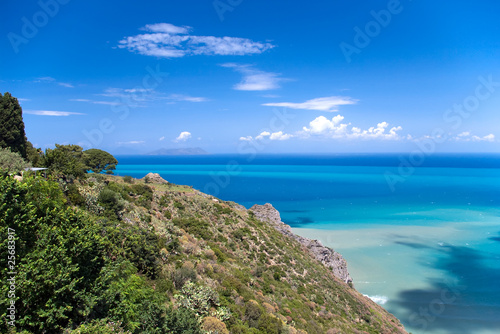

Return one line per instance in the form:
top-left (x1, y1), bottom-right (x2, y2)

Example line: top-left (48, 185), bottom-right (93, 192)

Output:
top-left (0, 147), bottom-right (31, 174)
top-left (66, 319), bottom-right (131, 333)
top-left (245, 300), bottom-right (262, 328)
top-left (166, 237), bottom-right (180, 252)
top-left (258, 314), bottom-right (282, 334)
top-left (172, 267), bottom-right (197, 289)
top-left (212, 247), bottom-right (227, 263)
top-left (164, 307), bottom-right (203, 334)
top-left (175, 282), bottom-right (229, 320)
top-left (173, 218), bottom-right (213, 240)
top-left (123, 175), bottom-right (134, 183)
top-left (105, 224), bottom-right (161, 279)
top-left (131, 184), bottom-right (153, 209)
top-left (66, 183), bottom-right (85, 206)
top-left (99, 188), bottom-right (124, 220)
top-left (202, 317), bottom-right (229, 334)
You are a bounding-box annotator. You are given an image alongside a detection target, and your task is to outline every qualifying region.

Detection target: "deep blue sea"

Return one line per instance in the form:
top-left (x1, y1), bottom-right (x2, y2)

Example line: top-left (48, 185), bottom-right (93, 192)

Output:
top-left (114, 154), bottom-right (500, 334)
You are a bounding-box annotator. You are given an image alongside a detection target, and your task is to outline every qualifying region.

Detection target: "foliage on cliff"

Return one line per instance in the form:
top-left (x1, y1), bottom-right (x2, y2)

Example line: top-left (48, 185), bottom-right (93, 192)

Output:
top-left (0, 172), bottom-right (407, 334)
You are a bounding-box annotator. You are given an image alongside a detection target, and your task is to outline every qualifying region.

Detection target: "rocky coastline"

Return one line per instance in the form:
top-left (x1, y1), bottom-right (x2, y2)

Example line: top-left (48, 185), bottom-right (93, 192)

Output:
top-left (249, 203), bottom-right (353, 285)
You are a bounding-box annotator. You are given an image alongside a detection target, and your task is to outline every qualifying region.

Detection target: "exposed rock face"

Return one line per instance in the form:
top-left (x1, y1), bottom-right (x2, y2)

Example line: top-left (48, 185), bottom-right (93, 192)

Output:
top-left (143, 173), bottom-right (168, 184)
top-left (249, 203), bottom-right (352, 285)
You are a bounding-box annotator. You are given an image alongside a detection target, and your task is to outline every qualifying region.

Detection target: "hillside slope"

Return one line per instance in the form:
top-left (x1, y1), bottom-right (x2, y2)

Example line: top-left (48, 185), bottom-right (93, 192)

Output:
top-left (114, 174), bottom-right (407, 333)
top-left (1, 173), bottom-right (407, 333)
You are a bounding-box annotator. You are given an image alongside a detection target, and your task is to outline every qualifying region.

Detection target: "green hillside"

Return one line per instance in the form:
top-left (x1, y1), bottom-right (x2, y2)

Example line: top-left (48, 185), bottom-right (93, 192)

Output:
top-left (1, 172), bottom-right (407, 333)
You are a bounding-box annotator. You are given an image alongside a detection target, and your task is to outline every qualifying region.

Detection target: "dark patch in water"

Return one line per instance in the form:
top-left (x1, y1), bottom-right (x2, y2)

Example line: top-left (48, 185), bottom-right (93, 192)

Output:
top-left (282, 209), bottom-right (309, 213)
top-left (283, 216), bottom-right (314, 228)
top-left (391, 243), bottom-right (500, 334)
top-left (394, 241), bottom-right (431, 250)
top-left (489, 236), bottom-right (500, 242)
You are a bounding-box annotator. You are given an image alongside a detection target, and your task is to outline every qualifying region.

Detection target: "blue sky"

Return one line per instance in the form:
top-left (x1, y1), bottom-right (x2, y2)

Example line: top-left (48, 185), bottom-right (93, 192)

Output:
top-left (2, 0), bottom-right (500, 154)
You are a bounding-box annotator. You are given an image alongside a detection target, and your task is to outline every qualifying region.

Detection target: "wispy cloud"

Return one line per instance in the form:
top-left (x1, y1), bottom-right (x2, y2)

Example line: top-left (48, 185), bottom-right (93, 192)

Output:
top-left (34, 77), bottom-right (55, 83)
top-left (159, 136), bottom-right (165, 141)
top-left (221, 63), bottom-right (284, 91)
top-left (118, 23), bottom-right (274, 58)
top-left (70, 98), bottom-right (123, 107)
top-left (34, 77), bottom-right (74, 88)
top-left (71, 87), bottom-right (164, 108)
top-left (168, 94), bottom-right (208, 102)
top-left (24, 110), bottom-right (85, 116)
top-left (175, 131), bottom-right (192, 142)
top-left (263, 96), bottom-right (357, 112)
top-left (58, 82), bottom-right (74, 88)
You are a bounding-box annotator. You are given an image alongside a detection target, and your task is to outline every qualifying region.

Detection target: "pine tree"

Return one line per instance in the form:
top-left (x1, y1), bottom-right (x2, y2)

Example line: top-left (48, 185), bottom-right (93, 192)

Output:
top-left (0, 92), bottom-right (28, 158)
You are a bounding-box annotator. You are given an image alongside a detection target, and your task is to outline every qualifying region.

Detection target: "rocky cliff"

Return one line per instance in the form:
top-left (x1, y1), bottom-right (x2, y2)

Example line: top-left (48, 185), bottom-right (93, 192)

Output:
top-left (249, 203), bottom-right (352, 285)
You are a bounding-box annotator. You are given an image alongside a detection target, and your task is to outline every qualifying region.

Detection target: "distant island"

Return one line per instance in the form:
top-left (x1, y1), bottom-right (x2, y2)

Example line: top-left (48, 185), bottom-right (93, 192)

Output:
top-left (145, 147), bottom-right (209, 156)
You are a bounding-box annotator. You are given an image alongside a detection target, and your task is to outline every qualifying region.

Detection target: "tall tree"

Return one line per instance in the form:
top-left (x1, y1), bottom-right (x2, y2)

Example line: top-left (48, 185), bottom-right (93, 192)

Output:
top-left (44, 144), bottom-right (87, 179)
top-left (0, 92), bottom-right (28, 158)
top-left (83, 148), bottom-right (118, 174)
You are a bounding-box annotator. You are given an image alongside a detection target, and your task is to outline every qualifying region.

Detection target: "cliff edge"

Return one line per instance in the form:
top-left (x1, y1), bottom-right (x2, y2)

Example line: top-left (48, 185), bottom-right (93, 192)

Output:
top-left (249, 203), bottom-right (352, 285)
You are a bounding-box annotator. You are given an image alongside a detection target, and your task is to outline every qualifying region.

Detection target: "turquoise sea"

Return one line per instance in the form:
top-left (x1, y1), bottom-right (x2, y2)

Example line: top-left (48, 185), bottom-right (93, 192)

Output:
top-left (114, 154), bottom-right (500, 334)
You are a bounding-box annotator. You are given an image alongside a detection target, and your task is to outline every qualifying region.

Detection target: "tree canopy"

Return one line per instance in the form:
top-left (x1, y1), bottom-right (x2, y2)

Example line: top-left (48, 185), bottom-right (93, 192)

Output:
top-left (84, 148), bottom-right (118, 174)
top-left (44, 144), bottom-right (87, 179)
top-left (0, 92), bottom-right (28, 158)
top-left (0, 147), bottom-right (31, 174)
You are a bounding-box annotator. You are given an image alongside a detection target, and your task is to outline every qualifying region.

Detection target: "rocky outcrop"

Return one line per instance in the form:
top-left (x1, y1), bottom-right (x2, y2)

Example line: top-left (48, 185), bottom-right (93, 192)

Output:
top-left (249, 203), bottom-right (352, 285)
top-left (143, 172), bottom-right (168, 184)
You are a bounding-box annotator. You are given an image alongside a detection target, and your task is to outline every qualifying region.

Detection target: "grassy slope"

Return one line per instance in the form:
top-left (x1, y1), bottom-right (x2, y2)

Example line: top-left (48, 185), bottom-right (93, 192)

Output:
top-left (103, 175), bottom-right (407, 334)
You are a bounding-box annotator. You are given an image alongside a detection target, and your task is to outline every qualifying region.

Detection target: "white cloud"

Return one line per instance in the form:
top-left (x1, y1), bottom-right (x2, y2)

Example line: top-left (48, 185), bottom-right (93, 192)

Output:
top-left (142, 23), bottom-right (191, 34)
top-left (159, 136), bottom-right (165, 141)
top-left (240, 131), bottom-right (293, 142)
top-left (348, 122), bottom-right (403, 140)
top-left (243, 115), bottom-right (404, 142)
top-left (35, 77), bottom-right (55, 83)
top-left (168, 94), bottom-right (208, 102)
top-left (482, 134), bottom-right (495, 142)
top-left (269, 131), bottom-right (293, 141)
top-left (303, 115), bottom-right (346, 134)
top-left (299, 115), bottom-right (404, 140)
top-left (263, 96), bottom-right (357, 112)
top-left (17, 98), bottom-right (30, 102)
top-left (221, 63), bottom-right (283, 91)
top-left (35, 77), bottom-right (74, 88)
top-left (453, 132), bottom-right (495, 142)
top-left (71, 87), bottom-right (163, 108)
top-left (118, 23), bottom-right (274, 58)
top-left (175, 131), bottom-right (192, 142)
top-left (24, 110), bottom-right (85, 116)
top-left (58, 82), bottom-right (74, 88)
top-left (255, 131), bottom-right (271, 140)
